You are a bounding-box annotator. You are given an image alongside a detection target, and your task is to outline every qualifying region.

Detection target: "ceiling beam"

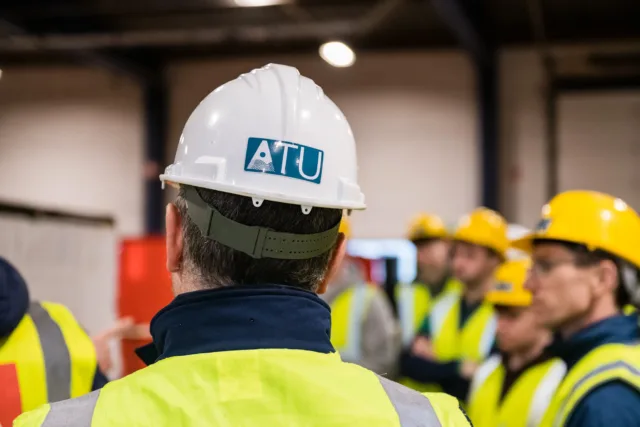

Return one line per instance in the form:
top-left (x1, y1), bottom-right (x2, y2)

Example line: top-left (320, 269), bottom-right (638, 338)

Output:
top-left (430, 0), bottom-right (491, 65)
top-left (0, 18), bottom-right (151, 81)
top-left (0, 0), bottom-right (402, 52)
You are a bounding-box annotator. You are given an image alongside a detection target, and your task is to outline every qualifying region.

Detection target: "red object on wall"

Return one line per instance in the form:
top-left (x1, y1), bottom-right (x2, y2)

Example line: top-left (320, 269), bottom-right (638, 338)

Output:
top-left (117, 236), bottom-right (173, 377)
top-left (0, 363), bottom-right (22, 426)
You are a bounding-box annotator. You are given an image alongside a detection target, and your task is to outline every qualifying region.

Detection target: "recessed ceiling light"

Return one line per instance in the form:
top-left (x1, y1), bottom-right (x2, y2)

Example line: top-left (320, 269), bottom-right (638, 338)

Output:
top-left (319, 41), bottom-right (356, 68)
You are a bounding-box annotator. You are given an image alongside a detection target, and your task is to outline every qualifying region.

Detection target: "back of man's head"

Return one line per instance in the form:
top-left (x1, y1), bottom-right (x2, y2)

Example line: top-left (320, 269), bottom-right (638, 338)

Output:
top-left (162, 65), bottom-right (365, 293)
top-left (176, 186), bottom-right (342, 292)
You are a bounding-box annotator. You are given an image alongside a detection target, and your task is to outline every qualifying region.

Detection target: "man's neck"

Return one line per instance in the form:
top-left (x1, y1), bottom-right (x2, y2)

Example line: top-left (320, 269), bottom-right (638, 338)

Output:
top-left (506, 334), bottom-right (551, 372)
top-left (559, 302), bottom-right (620, 339)
top-left (463, 276), bottom-right (493, 305)
top-left (419, 273), bottom-right (447, 295)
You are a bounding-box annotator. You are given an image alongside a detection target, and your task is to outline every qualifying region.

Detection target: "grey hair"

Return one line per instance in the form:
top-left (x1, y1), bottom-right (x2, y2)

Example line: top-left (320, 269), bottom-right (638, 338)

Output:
top-left (175, 185), bottom-right (342, 292)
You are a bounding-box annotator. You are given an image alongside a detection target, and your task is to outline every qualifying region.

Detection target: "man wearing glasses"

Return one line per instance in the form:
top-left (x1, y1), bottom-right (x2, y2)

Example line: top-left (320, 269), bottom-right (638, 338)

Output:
top-left (512, 190), bottom-right (640, 427)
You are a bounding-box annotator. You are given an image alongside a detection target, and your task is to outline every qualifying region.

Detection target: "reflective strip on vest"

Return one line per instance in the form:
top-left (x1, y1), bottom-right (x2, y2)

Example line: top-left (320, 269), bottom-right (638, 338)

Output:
top-left (29, 302), bottom-right (72, 402)
top-left (397, 285), bottom-right (416, 347)
top-left (554, 360), bottom-right (640, 427)
top-left (377, 375), bottom-right (442, 427)
top-left (40, 390), bottom-right (101, 427)
top-left (39, 376), bottom-right (442, 427)
top-left (430, 292), bottom-right (457, 340)
top-left (478, 315), bottom-right (497, 358)
top-left (339, 285), bottom-right (369, 362)
top-left (528, 361), bottom-right (566, 427)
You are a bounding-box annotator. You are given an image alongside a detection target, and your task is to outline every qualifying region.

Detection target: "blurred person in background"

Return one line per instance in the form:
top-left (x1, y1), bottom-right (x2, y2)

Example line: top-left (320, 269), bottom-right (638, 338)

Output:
top-left (0, 257), bottom-right (107, 426)
top-left (512, 190), bottom-right (640, 427)
top-left (16, 64), bottom-right (472, 427)
top-left (399, 213), bottom-right (462, 347)
top-left (398, 213), bottom-right (462, 390)
top-left (467, 257), bottom-right (566, 427)
top-left (321, 217), bottom-right (400, 376)
top-left (400, 207), bottom-right (506, 400)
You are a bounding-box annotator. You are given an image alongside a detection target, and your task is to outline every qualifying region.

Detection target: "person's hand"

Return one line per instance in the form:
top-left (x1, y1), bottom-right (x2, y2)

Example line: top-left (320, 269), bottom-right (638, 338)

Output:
top-left (92, 318), bottom-right (151, 372)
top-left (459, 360), bottom-right (480, 379)
top-left (411, 336), bottom-right (435, 359)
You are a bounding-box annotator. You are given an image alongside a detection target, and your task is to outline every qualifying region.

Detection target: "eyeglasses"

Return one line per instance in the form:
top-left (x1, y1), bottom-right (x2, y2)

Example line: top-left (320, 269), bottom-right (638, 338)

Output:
top-left (529, 259), bottom-right (576, 277)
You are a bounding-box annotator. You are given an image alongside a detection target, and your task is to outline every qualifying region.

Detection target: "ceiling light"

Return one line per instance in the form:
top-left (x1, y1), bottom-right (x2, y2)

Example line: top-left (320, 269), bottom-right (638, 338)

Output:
top-left (319, 41), bottom-right (356, 68)
top-left (233, 0), bottom-right (286, 6)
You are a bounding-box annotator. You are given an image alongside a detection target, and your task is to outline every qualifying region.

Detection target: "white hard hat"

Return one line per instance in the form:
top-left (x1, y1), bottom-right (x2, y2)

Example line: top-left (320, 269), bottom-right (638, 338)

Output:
top-left (507, 224), bottom-right (530, 260)
top-left (160, 63), bottom-right (365, 212)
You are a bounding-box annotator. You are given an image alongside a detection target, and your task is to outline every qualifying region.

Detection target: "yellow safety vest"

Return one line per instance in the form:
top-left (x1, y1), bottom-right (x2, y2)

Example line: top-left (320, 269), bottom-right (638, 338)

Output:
top-left (329, 285), bottom-right (377, 363)
top-left (396, 279), bottom-right (463, 348)
top-left (404, 293), bottom-right (496, 393)
top-left (0, 302), bottom-right (97, 425)
top-left (16, 349), bottom-right (474, 427)
top-left (431, 292), bottom-right (496, 362)
top-left (467, 354), bottom-right (566, 427)
top-left (540, 342), bottom-right (640, 427)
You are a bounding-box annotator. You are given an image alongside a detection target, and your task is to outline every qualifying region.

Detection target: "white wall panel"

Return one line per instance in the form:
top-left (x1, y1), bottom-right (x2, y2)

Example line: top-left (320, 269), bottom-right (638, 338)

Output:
top-left (0, 67), bottom-right (144, 236)
top-left (558, 92), bottom-right (640, 209)
top-left (168, 52), bottom-right (478, 238)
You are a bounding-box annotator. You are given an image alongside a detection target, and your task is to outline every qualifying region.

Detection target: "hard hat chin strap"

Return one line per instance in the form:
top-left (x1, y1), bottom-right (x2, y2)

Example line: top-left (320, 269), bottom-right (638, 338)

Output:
top-left (183, 186), bottom-right (340, 260)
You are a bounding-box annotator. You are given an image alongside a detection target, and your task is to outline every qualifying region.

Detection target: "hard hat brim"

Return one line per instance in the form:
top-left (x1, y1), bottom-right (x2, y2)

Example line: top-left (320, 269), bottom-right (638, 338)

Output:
top-left (160, 175), bottom-right (367, 210)
top-left (409, 231), bottom-right (449, 242)
top-left (485, 291), bottom-right (532, 307)
top-left (510, 232), bottom-right (535, 254)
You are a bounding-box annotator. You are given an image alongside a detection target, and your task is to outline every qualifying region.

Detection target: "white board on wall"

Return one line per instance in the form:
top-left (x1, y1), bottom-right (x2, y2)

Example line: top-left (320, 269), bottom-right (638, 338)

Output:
top-left (558, 91), bottom-right (640, 210)
top-left (0, 207), bottom-right (120, 376)
top-left (0, 212), bottom-right (117, 336)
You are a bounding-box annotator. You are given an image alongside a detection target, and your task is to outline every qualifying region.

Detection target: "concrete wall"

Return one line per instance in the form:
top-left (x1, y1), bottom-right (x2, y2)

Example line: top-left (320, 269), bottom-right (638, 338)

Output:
top-left (0, 67), bottom-right (144, 236)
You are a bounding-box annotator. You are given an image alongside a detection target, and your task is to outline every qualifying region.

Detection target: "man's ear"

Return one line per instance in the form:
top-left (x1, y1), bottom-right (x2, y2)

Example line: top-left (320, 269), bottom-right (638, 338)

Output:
top-left (165, 203), bottom-right (184, 273)
top-left (317, 233), bottom-right (347, 295)
top-left (594, 259), bottom-right (618, 298)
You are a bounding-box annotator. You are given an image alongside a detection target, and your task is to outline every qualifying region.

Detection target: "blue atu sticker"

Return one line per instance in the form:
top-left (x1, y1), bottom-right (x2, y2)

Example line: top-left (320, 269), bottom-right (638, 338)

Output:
top-left (243, 137), bottom-right (324, 184)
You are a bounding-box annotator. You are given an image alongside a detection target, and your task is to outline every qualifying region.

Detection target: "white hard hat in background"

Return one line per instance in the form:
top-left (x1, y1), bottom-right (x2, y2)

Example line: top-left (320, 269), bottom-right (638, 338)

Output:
top-left (160, 63), bottom-right (365, 212)
top-left (506, 224), bottom-right (531, 260)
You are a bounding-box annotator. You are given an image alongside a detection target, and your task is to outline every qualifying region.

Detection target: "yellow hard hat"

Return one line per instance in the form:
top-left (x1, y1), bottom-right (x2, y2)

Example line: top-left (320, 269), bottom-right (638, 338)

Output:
top-left (486, 258), bottom-right (532, 306)
top-left (511, 190), bottom-right (640, 268)
top-left (407, 213), bottom-right (448, 241)
top-left (453, 207), bottom-right (509, 258)
top-left (339, 217), bottom-right (352, 239)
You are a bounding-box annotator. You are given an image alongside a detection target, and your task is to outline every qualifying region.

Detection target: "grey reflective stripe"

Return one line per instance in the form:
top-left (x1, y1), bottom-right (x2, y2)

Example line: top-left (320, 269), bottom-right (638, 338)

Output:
top-left (42, 389), bottom-right (101, 427)
top-left (377, 375), bottom-right (442, 427)
top-left (28, 302), bottom-right (72, 402)
top-left (554, 359), bottom-right (640, 427)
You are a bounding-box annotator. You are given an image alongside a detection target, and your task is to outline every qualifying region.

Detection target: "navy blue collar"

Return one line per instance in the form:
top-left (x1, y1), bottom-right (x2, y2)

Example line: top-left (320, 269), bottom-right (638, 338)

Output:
top-left (136, 285), bottom-right (334, 365)
top-left (547, 314), bottom-right (639, 369)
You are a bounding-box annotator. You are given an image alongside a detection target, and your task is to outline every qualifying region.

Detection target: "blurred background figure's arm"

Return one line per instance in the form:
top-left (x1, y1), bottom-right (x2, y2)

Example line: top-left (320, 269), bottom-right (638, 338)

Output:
top-left (91, 317), bottom-right (151, 382)
top-left (360, 288), bottom-right (401, 378)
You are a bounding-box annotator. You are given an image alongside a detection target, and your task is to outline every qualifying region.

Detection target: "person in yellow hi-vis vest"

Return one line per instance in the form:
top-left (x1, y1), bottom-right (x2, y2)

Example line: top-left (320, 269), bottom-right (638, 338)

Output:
top-left (467, 257), bottom-right (566, 427)
top-left (399, 213), bottom-right (462, 348)
top-left (512, 190), bottom-right (640, 427)
top-left (322, 217), bottom-right (400, 376)
top-left (0, 257), bottom-right (106, 426)
top-left (15, 64), bottom-right (472, 427)
top-left (400, 207), bottom-right (506, 400)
